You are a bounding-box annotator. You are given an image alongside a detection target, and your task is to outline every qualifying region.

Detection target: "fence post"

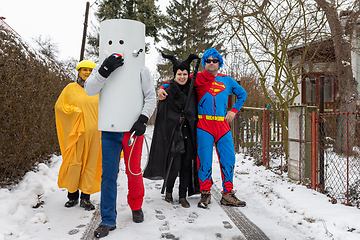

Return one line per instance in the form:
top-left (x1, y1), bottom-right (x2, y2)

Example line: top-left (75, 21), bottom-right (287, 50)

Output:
top-left (318, 76), bottom-right (325, 192)
top-left (311, 111), bottom-right (317, 190)
top-left (263, 108), bottom-right (270, 168)
top-left (234, 112), bottom-right (240, 153)
top-left (318, 114), bottom-right (325, 192)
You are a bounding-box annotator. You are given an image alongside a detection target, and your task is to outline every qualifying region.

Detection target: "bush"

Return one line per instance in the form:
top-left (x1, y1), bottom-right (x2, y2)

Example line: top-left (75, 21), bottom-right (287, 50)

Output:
top-left (0, 27), bottom-right (72, 186)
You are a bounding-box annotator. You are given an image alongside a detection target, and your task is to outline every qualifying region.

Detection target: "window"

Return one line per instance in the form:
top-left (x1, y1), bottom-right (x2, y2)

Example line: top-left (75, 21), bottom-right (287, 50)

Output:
top-left (324, 76), bottom-right (334, 102)
top-left (303, 74), bottom-right (335, 105)
top-left (305, 77), bottom-right (316, 103)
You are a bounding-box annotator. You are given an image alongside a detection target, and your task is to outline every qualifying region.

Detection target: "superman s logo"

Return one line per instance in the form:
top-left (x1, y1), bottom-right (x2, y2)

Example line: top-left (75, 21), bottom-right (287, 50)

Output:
top-left (209, 81), bottom-right (226, 96)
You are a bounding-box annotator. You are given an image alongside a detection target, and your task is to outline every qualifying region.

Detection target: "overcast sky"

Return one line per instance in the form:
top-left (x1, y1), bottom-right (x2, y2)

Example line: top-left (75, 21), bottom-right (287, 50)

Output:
top-left (0, 0), bottom-right (168, 66)
top-left (1, 0), bottom-right (99, 60)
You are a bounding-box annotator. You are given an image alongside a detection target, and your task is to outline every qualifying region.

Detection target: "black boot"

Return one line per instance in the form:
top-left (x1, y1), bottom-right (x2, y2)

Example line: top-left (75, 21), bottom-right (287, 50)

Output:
top-left (64, 199), bottom-right (78, 208)
top-left (165, 192), bottom-right (173, 203)
top-left (65, 190), bottom-right (79, 208)
top-left (80, 199), bottom-right (95, 211)
top-left (79, 192), bottom-right (94, 210)
top-left (94, 225), bottom-right (116, 238)
top-left (132, 208), bottom-right (144, 223)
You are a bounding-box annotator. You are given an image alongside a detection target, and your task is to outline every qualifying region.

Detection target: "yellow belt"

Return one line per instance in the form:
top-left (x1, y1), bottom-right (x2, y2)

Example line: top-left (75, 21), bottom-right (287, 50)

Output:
top-left (198, 115), bottom-right (225, 121)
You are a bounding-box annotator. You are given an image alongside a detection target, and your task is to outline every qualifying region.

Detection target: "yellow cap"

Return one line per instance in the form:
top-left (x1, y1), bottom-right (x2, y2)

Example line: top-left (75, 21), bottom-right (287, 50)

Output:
top-left (76, 60), bottom-right (96, 71)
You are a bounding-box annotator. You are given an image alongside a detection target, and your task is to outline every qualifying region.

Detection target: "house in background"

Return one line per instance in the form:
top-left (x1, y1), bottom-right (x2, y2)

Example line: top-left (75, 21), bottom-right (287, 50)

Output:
top-left (287, 38), bottom-right (337, 110)
top-left (287, 10), bottom-right (360, 111)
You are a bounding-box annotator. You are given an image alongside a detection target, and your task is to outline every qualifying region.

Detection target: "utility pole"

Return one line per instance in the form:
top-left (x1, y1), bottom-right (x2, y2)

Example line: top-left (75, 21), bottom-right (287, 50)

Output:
top-left (80, 2), bottom-right (90, 61)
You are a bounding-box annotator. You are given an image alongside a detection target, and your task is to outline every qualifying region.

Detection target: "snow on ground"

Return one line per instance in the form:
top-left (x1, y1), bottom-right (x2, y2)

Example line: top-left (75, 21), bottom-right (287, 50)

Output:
top-left (0, 127), bottom-right (359, 240)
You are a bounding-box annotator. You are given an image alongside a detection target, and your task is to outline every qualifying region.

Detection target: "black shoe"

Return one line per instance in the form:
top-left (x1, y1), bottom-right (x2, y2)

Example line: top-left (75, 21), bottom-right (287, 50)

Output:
top-left (179, 198), bottom-right (190, 208)
top-left (94, 225), bottom-right (116, 238)
top-left (132, 208), bottom-right (144, 223)
top-left (165, 192), bottom-right (173, 203)
top-left (64, 199), bottom-right (78, 208)
top-left (80, 199), bottom-right (95, 211)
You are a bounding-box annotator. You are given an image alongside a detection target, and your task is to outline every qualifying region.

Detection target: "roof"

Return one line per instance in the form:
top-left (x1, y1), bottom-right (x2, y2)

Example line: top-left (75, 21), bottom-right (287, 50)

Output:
top-left (287, 37), bottom-right (335, 63)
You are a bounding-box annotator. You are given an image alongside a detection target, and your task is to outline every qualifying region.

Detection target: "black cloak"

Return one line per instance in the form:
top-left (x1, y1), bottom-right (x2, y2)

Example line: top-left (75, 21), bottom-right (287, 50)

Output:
top-left (143, 79), bottom-right (200, 196)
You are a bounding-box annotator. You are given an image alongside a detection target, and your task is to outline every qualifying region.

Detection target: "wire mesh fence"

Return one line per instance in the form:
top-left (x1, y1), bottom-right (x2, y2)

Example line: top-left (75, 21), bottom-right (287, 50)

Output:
top-left (238, 106), bottom-right (360, 208)
top-left (320, 112), bottom-right (360, 207)
top-left (299, 112), bottom-right (360, 208)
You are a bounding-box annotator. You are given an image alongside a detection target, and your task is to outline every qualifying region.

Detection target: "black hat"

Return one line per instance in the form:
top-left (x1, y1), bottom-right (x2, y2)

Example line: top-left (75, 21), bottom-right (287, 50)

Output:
top-left (161, 52), bottom-right (198, 77)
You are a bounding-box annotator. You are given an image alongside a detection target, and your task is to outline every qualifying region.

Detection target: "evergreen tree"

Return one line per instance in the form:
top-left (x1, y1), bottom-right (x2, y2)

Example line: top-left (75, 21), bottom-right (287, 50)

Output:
top-left (86, 0), bottom-right (164, 59)
top-left (157, 0), bottom-right (222, 84)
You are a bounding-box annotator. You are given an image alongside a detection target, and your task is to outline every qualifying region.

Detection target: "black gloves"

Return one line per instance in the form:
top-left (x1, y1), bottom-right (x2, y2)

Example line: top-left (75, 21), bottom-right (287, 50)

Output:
top-left (98, 55), bottom-right (124, 78)
top-left (130, 114), bottom-right (149, 136)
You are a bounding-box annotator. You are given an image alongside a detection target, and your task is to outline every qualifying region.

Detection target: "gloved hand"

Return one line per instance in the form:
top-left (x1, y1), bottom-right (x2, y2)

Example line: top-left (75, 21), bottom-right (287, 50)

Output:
top-left (98, 54), bottom-right (124, 78)
top-left (130, 114), bottom-right (149, 136)
top-left (179, 116), bottom-right (185, 124)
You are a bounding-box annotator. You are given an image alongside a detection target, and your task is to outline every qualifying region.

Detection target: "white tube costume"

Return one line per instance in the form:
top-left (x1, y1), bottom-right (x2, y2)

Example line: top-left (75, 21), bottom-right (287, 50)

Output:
top-left (85, 19), bottom-right (156, 131)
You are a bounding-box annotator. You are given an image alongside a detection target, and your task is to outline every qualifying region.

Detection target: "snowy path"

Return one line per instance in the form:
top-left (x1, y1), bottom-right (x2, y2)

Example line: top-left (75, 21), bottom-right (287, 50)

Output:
top-left (80, 175), bottom-right (271, 240)
top-left (80, 164), bottom-right (248, 240)
top-left (211, 185), bottom-right (269, 240)
top-left (1, 127), bottom-right (360, 239)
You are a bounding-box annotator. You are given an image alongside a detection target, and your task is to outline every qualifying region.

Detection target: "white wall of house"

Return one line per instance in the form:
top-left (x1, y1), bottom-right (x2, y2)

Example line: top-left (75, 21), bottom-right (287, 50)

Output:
top-left (289, 55), bottom-right (303, 105)
top-left (342, 14), bottom-right (360, 94)
top-left (351, 30), bottom-right (360, 94)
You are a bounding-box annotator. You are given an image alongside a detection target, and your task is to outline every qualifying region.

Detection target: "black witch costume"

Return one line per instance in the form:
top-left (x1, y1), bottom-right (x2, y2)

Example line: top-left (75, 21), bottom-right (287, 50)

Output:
top-left (143, 53), bottom-right (200, 199)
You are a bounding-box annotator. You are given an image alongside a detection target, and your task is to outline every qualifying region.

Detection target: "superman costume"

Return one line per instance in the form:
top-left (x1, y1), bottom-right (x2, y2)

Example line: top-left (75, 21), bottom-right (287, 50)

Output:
top-left (160, 69), bottom-right (247, 194)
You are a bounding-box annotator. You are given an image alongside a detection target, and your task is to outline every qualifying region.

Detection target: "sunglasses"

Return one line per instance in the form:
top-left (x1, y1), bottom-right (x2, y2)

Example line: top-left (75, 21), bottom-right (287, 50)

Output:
top-left (205, 59), bottom-right (219, 64)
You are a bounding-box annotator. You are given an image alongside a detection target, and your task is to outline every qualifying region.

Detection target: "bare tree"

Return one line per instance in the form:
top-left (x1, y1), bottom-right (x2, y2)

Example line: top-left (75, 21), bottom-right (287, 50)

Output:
top-left (213, 0), bottom-right (330, 157)
top-left (314, 0), bottom-right (359, 153)
top-left (221, 39), bottom-right (271, 106)
top-left (32, 35), bottom-right (59, 59)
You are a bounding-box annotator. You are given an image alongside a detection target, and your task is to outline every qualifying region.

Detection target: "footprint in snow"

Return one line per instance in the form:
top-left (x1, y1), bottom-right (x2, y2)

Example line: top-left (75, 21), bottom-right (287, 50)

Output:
top-left (68, 229), bottom-right (79, 235)
top-left (159, 221), bottom-right (170, 231)
top-left (156, 214), bottom-right (166, 220)
top-left (145, 196), bottom-right (154, 204)
top-left (68, 223), bottom-right (87, 235)
top-left (223, 221), bottom-right (233, 229)
top-left (187, 212), bottom-right (198, 223)
top-left (155, 209), bottom-right (166, 220)
top-left (161, 232), bottom-right (178, 239)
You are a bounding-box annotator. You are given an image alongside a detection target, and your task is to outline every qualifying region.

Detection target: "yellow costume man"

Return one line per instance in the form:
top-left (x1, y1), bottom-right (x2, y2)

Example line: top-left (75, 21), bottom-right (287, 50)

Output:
top-left (55, 60), bottom-right (102, 211)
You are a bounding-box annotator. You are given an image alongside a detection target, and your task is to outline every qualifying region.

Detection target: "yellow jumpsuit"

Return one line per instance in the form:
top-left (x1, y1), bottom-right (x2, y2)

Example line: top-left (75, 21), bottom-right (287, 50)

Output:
top-left (55, 82), bottom-right (102, 194)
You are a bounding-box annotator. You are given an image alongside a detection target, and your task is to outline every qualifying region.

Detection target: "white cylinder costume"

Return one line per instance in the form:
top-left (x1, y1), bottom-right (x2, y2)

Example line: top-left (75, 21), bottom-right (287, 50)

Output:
top-left (84, 19), bottom-right (156, 234)
top-left (98, 19), bottom-right (145, 131)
